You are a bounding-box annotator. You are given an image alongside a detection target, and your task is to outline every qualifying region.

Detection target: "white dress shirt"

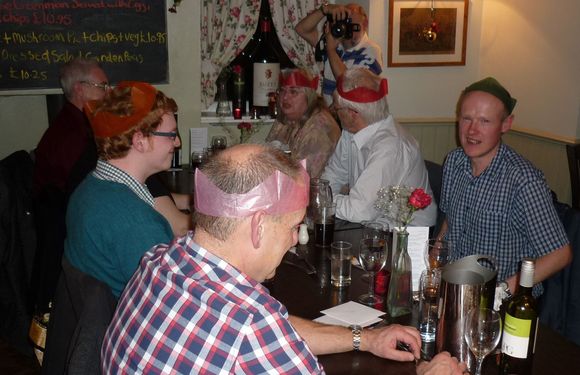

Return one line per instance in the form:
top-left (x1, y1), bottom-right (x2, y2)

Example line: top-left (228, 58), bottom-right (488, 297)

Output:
top-left (321, 115), bottom-right (437, 227)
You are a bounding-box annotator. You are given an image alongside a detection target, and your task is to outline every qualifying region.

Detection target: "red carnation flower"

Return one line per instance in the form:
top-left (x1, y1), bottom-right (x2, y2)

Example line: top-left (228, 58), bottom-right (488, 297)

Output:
top-left (408, 188), bottom-right (432, 210)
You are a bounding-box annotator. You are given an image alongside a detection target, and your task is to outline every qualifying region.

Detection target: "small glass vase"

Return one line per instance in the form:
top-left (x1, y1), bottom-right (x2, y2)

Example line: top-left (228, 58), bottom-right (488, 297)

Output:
top-left (216, 80), bottom-right (231, 117)
top-left (387, 229), bottom-right (412, 317)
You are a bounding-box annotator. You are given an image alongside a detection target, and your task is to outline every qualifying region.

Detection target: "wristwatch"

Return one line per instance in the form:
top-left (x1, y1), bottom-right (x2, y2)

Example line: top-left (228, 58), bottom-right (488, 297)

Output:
top-left (319, 1), bottom-right (329, 16)
top-left (350, 325), bottom-right (362, 351)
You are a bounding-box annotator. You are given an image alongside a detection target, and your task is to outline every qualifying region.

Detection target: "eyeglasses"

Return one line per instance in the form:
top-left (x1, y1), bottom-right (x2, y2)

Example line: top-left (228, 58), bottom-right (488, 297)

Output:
top-left (277, 87), bottom-right (305, 98)
top-left (80, 81), bottom-right (111, 91)
top-left (151, 131), bottom-right (179, 141)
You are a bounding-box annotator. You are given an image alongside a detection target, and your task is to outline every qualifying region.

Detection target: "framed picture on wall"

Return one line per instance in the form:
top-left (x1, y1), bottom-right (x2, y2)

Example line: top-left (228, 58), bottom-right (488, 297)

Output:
top-left (388, 0), bottom-right (469, 67)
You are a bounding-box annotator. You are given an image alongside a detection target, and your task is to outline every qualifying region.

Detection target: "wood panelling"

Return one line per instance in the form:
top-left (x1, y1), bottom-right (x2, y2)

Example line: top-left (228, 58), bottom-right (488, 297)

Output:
top-left (401, 121), bottom-right (573, 206)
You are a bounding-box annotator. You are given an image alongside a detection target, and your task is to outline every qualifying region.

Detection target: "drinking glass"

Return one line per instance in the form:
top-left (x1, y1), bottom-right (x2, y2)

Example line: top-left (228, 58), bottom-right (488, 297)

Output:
top-left (307, 178), bottom-right (333, 230)
top-left (464, 307), bottom-right (502, 375)
top-left (424, 239), bottom-right (451, 270)
top-left (358, 237), bottom-right (387, 305)
top-left (360, 222), bottom-right (387, 283)
top-left (191, 151), bottom-right (207, 171)
top-left (211, 136), bottom-right (227, 151)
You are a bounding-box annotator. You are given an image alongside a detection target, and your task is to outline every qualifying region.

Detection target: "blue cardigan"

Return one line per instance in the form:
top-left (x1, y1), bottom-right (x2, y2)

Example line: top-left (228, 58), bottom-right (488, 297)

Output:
top-left (64, 174), bottom-right (173, 297)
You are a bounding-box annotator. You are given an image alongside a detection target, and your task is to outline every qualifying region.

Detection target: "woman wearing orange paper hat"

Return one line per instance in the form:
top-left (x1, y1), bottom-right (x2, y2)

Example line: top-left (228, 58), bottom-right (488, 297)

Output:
top-left (64, 81), bottom-right (178, 297)
top-left (266, 68), bottom-right (340, 178)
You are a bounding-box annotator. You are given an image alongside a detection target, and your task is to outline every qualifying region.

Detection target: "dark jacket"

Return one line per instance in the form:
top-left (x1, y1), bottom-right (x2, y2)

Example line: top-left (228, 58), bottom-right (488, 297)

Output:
top-left (0, 150), bottom-right (36, 357)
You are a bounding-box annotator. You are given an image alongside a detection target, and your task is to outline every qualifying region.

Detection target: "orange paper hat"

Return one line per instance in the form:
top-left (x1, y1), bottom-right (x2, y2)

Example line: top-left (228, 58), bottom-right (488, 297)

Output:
top-left (279, 70), bottom-right (319, 90)
top-left (85, 81), bottom-right (157, 138)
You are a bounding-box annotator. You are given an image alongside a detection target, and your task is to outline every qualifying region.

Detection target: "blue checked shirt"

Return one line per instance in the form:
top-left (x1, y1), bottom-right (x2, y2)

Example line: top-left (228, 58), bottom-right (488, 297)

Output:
top-left (440, 144), bottom-right (569, 296)
top-left (101, 232), bottom-right (324, 374)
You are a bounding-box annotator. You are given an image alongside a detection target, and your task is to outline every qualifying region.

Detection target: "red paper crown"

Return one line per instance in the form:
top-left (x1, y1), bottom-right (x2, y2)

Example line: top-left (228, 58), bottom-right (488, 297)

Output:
top-left (85, 81), bottom-right (157, 138)
top-left (336, 76), bottom-right (388, 103)
top-left (279, 70), bottom-right (319, 90)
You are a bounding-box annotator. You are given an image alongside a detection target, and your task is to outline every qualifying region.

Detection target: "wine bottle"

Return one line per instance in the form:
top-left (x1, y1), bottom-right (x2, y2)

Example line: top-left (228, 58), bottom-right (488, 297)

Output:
top-left (227, 0), bottom-right (294, 117)
top-left (250, 15), bottom-right (280, 117)
top-left (500, 259), bottom-right (538, 375)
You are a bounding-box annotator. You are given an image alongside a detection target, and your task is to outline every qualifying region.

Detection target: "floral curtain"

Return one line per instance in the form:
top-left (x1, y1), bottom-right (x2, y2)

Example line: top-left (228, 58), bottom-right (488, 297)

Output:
top-left (200, 0), bottom-right (323, 110)
top-left (269, 0), bottom-right (321, 74)
top-left (200, 0), bottom-right (261, 109)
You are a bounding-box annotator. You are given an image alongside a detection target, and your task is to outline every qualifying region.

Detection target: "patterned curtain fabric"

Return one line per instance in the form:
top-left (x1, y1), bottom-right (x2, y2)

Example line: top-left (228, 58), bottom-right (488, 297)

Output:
top-left (200, 0), bottom-right (261, 109)
top-left (200, 0), bottom-right (323, 110)
top-left (269, 0), bottom-right (321, 74)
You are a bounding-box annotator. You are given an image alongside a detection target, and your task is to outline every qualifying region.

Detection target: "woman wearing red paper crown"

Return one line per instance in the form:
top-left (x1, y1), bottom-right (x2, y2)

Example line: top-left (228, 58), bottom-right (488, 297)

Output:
top-left (266, 68), bottom-right (341, 178)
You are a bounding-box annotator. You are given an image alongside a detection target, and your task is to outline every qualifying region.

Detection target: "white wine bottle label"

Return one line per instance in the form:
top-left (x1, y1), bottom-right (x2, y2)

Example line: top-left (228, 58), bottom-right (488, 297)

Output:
top-left (253, 62), bottom-right (280, 106)
top-left (501, 314), bottom-right (532, 358)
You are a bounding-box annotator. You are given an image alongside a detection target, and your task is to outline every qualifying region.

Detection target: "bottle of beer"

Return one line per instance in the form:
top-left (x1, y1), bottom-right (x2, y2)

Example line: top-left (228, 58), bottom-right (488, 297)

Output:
top-left (500, 258), bottom-right (538, 375)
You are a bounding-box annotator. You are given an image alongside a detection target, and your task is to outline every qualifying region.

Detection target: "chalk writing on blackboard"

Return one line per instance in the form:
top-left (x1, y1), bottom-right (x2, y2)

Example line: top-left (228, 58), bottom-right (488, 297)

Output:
top-left (0, 0), bottom-right (168, 91)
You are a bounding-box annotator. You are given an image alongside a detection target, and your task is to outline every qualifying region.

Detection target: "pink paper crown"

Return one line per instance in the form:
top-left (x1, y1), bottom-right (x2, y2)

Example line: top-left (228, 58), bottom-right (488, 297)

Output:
top-left (194, 160), bottom-right (310, 218)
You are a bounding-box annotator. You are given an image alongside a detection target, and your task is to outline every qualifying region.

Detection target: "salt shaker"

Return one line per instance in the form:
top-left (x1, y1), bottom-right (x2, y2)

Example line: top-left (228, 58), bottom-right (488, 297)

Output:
top-left (298, 224), bottom-right (309, 245)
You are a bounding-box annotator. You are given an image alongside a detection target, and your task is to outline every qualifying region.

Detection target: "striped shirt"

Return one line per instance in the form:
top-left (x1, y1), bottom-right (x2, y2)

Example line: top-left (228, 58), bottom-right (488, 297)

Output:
top-left (440, 144), bottom-right (569, 296)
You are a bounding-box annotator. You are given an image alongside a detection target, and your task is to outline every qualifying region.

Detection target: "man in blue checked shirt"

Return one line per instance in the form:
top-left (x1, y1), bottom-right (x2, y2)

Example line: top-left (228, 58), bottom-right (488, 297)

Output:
top-left (102, 144), bottom-right (466, 374)
top-left (439, 77), bottom-right (572, 297)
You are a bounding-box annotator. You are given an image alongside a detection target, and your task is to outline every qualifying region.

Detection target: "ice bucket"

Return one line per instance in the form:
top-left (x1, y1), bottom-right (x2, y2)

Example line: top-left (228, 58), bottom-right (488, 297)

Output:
top-left (435, 255), bottom-right (497, 368)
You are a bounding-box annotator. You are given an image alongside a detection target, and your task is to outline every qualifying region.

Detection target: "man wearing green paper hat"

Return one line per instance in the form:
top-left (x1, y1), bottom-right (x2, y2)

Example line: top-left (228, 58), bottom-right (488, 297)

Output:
top-left (439, 77), bottom-right (571, 297)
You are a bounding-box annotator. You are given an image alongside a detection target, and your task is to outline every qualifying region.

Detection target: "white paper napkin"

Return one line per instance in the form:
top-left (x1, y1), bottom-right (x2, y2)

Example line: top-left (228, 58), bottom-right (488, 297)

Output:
top-left (318, 301), bottom-right (385, 327)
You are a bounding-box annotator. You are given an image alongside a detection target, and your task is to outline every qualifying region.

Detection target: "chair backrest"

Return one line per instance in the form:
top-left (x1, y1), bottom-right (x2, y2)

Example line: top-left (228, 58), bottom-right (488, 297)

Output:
top-left (539, 202), bottom-right (580, 346)
top-left (425, 160), bottom-right (444, 236)
top-left (566, 144), bottom-right (580, 209)
top-left (42, 259), bottom-right (117, 375)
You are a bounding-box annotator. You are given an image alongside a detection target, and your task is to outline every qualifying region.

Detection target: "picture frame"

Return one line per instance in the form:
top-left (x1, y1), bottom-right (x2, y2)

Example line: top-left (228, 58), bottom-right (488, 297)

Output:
top-left (388, 0), bottom-right (469, 67)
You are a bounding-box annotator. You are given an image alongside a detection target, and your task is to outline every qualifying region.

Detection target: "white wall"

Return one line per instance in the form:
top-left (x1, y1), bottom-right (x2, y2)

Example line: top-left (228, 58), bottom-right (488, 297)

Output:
top-left (478, 0), bottom-right (580, 141)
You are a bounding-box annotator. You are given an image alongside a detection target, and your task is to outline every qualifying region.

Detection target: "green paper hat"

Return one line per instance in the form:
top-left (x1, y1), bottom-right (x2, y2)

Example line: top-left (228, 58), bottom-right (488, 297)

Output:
top-left (464, 77), bottom-right (517, 114)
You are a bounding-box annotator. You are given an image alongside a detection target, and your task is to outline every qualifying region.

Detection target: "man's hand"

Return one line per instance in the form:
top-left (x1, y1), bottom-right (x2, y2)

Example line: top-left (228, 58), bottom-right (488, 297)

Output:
top-left (417, 352), bottom-right (468, 375)
top-left (324, 4), bottom-right (350, 22)
top-left (361, 324), bottom-right (421, 361)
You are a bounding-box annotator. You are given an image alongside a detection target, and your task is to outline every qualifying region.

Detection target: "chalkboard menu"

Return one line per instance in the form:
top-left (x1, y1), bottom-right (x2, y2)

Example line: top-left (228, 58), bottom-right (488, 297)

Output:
top-left (0, 0), bottom-right (168, 91)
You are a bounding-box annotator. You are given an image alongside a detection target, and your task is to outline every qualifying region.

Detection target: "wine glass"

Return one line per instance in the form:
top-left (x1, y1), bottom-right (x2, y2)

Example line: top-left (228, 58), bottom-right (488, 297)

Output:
top-left (464, 307), bottom-right (502, 375)
top-left (358, 237), bottom-right (387, 305)
top-left (360, 222), bottom-right (388, 283)
top-left (424, 239), bottom-right (451, 270)
top-left (211, 136), bottom-right (227, 152)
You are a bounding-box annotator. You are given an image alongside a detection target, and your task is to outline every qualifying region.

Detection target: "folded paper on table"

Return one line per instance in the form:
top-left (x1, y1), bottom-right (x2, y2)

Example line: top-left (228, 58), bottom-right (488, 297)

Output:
top-left (319, 301), bottom-right (385, 327)
top-left (393, 226), bottom-right (429, 292)
top-left (314, 314), bottom-right (383, 328)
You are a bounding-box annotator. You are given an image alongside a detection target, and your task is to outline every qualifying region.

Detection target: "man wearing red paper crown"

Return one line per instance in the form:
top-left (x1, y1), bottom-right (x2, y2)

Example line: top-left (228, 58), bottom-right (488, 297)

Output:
top-left (322, 68), bottom-right (437, 227)
top-left (102, 144), bottom-right (465, 374)
top-left (266, 68), bottom-right (341, 177)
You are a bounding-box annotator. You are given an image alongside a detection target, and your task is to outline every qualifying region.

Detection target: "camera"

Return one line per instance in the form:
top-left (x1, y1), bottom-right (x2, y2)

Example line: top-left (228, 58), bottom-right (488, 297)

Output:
top-left (327, 15), bottom-right (361, 39)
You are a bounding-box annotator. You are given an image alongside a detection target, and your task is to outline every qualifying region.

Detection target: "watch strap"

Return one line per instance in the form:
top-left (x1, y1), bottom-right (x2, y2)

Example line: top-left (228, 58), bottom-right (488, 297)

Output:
top-left (350, 325), bottom-right (362, 351)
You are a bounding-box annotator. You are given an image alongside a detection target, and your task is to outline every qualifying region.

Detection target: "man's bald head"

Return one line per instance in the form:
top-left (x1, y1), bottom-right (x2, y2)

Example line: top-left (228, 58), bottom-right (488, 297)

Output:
top-left (193, 144), bottom-right (304, 241)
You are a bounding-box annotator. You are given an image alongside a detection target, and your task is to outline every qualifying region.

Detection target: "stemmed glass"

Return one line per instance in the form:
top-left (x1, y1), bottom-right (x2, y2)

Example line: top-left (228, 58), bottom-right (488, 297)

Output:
top-left (211, 136), bottom-right (227, 152)
top-left (464, 307), bottom-right (502, 375)
top-left (358, 236), bottom-right (387, 305)
top-left (360, 222), bottom-right (388, 282)
top-left (424, 239), bottom-right (451, 270)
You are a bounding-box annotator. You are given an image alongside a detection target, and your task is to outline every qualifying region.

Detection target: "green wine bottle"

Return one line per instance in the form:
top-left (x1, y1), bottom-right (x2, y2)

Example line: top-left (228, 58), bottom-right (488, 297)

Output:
top-left (500, 258), bottom-right (538, 375)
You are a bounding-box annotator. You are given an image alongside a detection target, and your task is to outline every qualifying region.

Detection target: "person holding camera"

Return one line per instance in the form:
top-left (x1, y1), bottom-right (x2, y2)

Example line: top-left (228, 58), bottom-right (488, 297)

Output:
top-left (295, 2), bottom-right (383, 106)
